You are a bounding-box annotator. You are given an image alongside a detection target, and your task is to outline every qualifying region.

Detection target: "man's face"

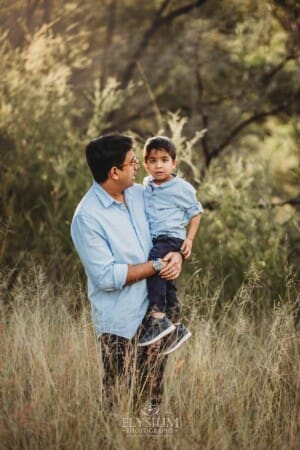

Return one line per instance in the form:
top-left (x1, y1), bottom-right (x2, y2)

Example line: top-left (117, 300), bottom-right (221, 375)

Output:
top-left (144, 148), bottom-right (176, 184)
top-left (117, 150), bottom-right (140, 188)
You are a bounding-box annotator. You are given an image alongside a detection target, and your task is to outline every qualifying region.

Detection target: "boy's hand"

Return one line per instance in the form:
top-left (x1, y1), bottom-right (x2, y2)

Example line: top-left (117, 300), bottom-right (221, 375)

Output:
top-left (180, 238), bottom-right (193, 259)
top-left (160, 252), bottom-right (182, 280)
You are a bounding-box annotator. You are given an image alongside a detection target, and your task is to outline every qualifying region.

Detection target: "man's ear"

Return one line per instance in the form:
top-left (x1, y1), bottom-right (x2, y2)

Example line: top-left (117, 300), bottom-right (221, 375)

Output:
top-left (108, 166), bottom-right (119, 180)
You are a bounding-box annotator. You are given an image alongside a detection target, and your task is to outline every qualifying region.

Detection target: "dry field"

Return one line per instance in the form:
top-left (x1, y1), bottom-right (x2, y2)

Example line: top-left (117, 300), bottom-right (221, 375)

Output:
top-left (1, 269), bottom-right (299, 450)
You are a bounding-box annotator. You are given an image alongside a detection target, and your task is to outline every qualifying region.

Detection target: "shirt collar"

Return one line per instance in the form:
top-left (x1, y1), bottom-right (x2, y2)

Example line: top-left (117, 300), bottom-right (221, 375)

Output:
top-left (92, 181), bottom-right (136, 208)
top-left (146, 174), bottom-right (177, 188)
top-left (92, 181), bottom-right (119, 208)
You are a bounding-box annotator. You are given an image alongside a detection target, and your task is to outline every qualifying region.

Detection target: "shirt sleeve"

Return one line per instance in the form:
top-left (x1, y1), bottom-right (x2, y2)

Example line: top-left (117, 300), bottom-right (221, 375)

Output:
top-left (71, 214), bottom-right (128, 292)
top-left (177, 181), bottom-right (204, 222)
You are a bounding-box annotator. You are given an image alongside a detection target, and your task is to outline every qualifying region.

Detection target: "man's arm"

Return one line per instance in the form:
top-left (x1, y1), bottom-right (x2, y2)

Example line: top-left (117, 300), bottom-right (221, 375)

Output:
top-left (125, 261), bottom-right (156, 285)
top-left (72, 214), bottom-right (182, 289)
top-left (125, 252), bottom-right (183, 285)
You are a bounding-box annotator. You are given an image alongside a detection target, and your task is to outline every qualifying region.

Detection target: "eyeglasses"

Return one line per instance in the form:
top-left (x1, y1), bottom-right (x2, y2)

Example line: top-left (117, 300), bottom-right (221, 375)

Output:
top-left (118, 158), bottom-right (140, 168)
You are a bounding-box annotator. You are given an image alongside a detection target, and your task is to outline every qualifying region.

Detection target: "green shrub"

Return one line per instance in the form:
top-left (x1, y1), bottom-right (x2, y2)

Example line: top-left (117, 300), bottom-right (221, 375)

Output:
top-left (190, 155), bottom-right (298, 303)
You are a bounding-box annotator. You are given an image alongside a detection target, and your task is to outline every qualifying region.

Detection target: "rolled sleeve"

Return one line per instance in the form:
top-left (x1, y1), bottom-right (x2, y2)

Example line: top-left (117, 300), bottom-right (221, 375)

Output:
top-left (185, 202), bottom-right (204, 221)
top-left (71, 214), bottom-right (127, 292)
top-left (178, 182), bottom-right (204, 221)
top-left (112, 263), bottom-right (128, 290)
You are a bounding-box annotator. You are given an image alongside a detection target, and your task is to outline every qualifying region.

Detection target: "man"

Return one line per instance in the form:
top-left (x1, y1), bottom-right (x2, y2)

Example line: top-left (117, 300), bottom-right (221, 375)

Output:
top-left (71, 134), bottom-right (183, 412)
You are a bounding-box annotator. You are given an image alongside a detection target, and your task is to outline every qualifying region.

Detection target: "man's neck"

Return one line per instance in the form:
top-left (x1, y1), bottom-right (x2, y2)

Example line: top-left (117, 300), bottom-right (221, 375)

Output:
top-left (100, 181), bottom-right (125, 203)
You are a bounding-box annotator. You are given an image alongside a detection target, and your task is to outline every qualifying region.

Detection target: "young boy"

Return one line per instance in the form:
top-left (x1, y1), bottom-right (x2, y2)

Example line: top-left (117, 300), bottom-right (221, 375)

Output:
top-left (138, 136), bottom-right (203, 354)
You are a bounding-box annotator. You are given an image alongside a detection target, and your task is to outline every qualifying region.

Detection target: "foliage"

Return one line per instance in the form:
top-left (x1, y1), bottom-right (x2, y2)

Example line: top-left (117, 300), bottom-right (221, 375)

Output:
top-left (0, 27), bottom-right (82, 275)
top-left (191, 153), bottom-right (298, 298)
top-left (0, 28), bottom-right (134, 278)
top-left (0, 0), bottom-right (299, 296)
top-left (87, 77), bottom-right (136, 138)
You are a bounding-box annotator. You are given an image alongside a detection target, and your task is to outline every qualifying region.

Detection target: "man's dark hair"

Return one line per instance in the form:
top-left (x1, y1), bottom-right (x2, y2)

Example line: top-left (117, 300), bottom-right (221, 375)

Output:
top-left (144, 136), bottom-right (176, 161)
top-left (86, 134), bottom-right (133, 182)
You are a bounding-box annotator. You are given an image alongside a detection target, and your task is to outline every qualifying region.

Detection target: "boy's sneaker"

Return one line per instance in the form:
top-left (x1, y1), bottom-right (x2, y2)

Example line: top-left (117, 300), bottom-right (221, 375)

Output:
top-left (137, 316), bottom-right (175, 346)
top-left (162, 323), bottom-right (192, 355)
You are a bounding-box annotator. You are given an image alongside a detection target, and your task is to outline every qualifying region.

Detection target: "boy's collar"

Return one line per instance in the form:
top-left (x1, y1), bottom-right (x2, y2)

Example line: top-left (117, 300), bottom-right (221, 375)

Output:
top-left (147, 173), bottom-right (178, 185)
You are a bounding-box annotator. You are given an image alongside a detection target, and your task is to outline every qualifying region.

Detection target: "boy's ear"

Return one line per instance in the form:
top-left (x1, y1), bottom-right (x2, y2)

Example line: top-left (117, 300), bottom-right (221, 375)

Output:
top-left (173, 159), bottom-right (177, 168)
top-left (108, 166), bottom-right (119, 180)
top-left (143, 161), bottom-right (148, 171)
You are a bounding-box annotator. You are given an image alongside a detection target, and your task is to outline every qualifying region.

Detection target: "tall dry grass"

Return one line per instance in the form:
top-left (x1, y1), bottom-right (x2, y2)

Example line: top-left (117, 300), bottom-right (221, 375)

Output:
top-left (1, 267), bottom-right (300, 450)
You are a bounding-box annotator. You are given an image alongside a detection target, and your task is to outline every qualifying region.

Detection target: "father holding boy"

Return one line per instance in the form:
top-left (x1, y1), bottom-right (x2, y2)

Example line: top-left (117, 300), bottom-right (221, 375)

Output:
top-left (71, 134), bottom-right (183, 411)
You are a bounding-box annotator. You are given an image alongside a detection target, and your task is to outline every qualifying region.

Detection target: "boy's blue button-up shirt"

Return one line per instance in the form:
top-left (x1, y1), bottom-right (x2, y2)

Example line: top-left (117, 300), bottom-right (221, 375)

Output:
top-left (144, 175), bottom-right (204, 240)
top-left (71, 181), bottom-right (152, 339)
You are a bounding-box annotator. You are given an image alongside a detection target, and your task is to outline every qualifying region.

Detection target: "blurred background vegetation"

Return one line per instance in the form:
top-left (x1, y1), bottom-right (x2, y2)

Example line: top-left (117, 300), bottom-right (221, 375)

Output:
top-left (0, 0), bottom-right (299, 309)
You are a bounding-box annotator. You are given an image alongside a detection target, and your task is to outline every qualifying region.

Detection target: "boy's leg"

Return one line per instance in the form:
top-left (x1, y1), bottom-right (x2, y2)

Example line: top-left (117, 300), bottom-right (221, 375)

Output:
top-left (138, 237), bottom-right (177, 346)
top-left (147, 239), bottom-right (168, 314)
top-left (147, 235), bottom-right (183, 315)
top-left (159, 236), bottom-right (183, 322)
top-left (139, 236), bottom-right (184, 346)
top-left (162, 237), bottom-right (192, 355)
top-left (163, 280), bottom-right (192, 356)
top-left (166, 280), bottom-right (181, 323)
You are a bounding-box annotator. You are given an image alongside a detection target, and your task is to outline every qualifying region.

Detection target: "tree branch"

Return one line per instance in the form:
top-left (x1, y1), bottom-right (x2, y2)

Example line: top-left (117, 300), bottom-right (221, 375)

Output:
top-left (103, 107), bottom-right (156, 134)
top-left (194, 67), bottom-right (210, 167)
top-left (159, 0), bottom-right (206, 25)
top-left (100, 0), bottom-right (117, 89)
top-left (202, 195), bottom-right (300, 211)
top-left (26, 0), bottom-right (41, 31)
top-left (207, 104), bottom-right (289, 166)
top-left (271, 195), bottom-right (300, 208)
top-left (43, 0), bottom-right (51, 23)
top-left (120, 0), bottom-right (207, 88)
top-left (260, 54), bottom-right (293, 85)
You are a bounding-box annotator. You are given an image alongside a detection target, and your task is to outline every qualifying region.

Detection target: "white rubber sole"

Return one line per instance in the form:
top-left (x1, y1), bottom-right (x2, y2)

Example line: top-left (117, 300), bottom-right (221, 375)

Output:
top-left (162, 331), bottom-right (192, 355)
top-left (137, 324), bottom-right (176, 347)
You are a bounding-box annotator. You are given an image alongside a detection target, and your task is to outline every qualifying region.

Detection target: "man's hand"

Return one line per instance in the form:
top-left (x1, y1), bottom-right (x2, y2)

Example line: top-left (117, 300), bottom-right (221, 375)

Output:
top-left (180, 238), bottom-right (193, 259)
top-left (160, 252), bottom-right (182, 280)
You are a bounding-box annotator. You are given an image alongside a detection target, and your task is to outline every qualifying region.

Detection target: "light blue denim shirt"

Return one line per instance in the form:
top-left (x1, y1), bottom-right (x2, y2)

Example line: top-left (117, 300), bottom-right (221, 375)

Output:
top-left (71, 181), bottom-right (152, 339)
top-left (144, 175), bottom-right (204, 240)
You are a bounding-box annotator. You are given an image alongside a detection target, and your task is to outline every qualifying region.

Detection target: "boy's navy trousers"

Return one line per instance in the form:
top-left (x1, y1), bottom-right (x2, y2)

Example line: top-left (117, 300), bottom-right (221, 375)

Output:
top-left (147, 234), bottom-right (183, 322)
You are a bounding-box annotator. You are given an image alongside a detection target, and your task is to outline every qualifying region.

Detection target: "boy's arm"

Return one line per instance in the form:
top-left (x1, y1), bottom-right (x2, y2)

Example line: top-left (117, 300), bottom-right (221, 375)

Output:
top-left (180, 214), bottom-right (201, 259)
top-left (187, 214), bottom-right (201, 241)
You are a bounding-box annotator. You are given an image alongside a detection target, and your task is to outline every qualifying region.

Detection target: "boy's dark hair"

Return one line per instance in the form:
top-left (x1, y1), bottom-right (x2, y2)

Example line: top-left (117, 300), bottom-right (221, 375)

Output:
top-left (143, 136), bottom-right (176, 161)
top-left (86, 134), bottom-right (133, 182)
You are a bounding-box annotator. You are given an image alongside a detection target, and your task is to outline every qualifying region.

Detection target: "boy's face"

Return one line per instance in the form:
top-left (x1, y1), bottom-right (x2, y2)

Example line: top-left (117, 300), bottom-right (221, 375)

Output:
top-left (144, 148), bottom-right (176, 184)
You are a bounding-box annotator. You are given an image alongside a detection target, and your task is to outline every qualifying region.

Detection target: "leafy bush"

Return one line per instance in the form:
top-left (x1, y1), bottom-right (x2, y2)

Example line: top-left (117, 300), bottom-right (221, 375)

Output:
top-left (190, 154), bottom-right (298, 302)
top-left (0, 28), bottom-right (134, 280)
